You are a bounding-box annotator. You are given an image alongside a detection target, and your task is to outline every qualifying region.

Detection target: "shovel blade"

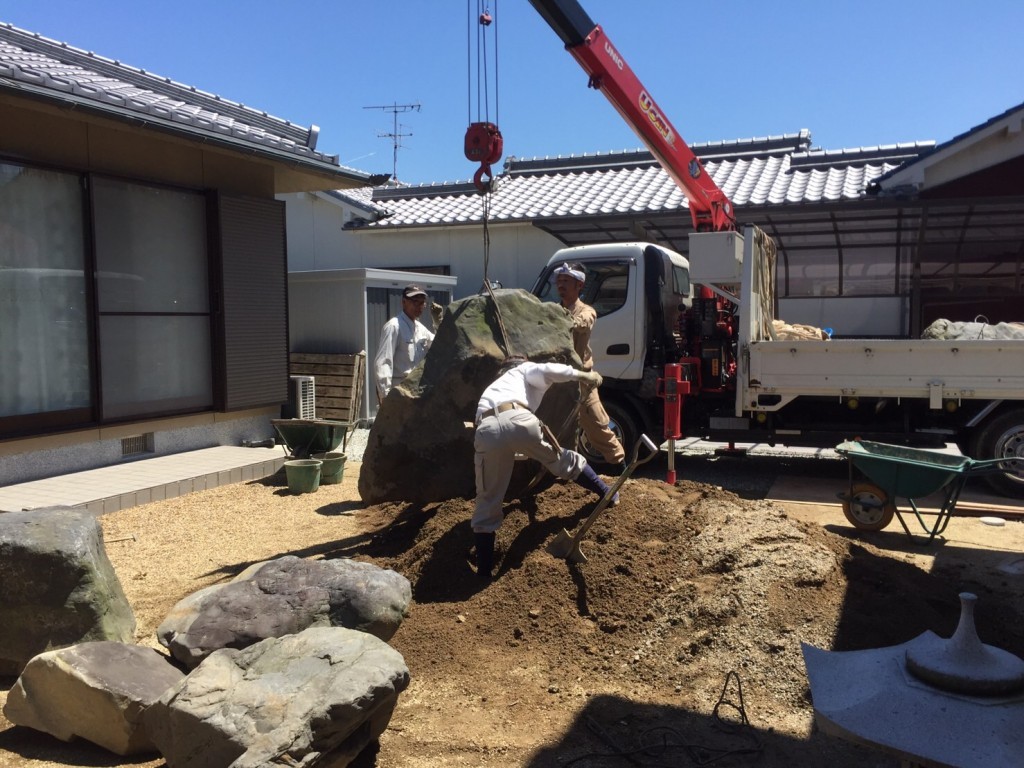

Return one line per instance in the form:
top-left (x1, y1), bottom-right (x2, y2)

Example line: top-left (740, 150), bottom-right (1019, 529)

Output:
top-left (546, 529), bottom-right (575, 559)
top-left (546, 529), bottom-right (589, 563)
top-left (565, 543), bottom-right (588, 564)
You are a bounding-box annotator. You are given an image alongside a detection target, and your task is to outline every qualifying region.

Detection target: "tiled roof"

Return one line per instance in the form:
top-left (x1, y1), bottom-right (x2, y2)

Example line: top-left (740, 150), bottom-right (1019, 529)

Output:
top-left (323, 185), bottom-right (395, 217)
top-left (0, 22), bottom-right (374, 181)
top-left (356, 133), bottom-right (935, 229)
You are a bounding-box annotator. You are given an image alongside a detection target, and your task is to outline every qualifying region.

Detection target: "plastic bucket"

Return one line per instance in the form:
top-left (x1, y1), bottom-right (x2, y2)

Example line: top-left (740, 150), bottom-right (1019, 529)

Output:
top-left (313, 452), bottom-right (347, 485)
top-left (284, 459), bottom-right (322, 494)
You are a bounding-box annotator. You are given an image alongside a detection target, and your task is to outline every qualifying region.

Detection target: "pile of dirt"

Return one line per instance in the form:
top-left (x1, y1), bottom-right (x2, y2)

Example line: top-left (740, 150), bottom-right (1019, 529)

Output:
top-left (351, 476), bottom-right (1024, 766)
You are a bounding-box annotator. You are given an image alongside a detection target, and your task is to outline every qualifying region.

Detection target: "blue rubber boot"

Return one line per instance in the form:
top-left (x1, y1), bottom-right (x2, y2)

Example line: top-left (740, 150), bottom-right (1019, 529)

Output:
top-left (574, 464), bottom-right (619, 506)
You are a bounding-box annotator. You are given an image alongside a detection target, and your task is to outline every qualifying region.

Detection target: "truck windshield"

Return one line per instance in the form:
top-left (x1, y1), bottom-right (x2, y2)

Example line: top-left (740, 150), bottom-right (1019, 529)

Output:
top-left (534, 260), bottom-right (631, 318)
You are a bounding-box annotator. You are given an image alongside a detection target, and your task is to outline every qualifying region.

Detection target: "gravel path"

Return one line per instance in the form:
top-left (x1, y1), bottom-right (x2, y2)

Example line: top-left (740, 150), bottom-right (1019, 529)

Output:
top-left (344, 427), bottom-right (370, 463)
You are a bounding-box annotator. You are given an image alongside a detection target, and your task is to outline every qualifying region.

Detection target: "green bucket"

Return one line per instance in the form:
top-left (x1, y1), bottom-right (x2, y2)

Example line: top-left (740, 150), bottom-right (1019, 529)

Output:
top-left (313, 452), bottom-right (347, 485)
top-left (284, 459), bottom-right (322, 494)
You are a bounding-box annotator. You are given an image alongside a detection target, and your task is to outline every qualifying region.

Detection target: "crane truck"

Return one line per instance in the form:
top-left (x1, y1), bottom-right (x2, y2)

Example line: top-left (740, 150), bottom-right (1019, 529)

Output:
top-left (526, 0), bottom-right (1024, 498)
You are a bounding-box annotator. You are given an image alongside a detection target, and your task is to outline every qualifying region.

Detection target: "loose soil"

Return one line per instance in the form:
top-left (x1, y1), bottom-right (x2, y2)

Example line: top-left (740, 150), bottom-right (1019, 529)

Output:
top-left (2, 460), bottom-right (1022, 768)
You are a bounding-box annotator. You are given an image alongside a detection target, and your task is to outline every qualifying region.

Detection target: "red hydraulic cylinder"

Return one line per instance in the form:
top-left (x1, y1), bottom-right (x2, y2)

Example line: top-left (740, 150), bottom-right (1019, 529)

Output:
top-left (657, 364), bottom-right (689, 484)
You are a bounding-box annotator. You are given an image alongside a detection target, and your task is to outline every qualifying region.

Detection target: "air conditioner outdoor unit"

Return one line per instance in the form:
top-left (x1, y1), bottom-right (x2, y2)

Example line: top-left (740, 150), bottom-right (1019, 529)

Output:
top-left (288, 375), bottom-right (316, 420)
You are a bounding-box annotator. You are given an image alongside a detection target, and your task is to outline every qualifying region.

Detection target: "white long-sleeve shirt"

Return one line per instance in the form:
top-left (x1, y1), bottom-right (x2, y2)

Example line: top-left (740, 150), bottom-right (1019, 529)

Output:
top-left (475, 362), bottom-right (582, 422)
top-left (374, 312), bottom-right (435, 398)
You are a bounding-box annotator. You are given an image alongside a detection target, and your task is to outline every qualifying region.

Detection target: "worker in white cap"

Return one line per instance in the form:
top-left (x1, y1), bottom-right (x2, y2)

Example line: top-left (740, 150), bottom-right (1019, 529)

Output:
top-left (553, 262), bottom-right (626, 466)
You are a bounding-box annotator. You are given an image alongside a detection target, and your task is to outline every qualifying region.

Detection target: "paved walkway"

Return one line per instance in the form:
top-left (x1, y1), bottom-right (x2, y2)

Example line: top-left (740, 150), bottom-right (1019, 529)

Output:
top-left (0, 446), bottom-right (286, 515)
top-left (0, 428), bottom-right (372, 516)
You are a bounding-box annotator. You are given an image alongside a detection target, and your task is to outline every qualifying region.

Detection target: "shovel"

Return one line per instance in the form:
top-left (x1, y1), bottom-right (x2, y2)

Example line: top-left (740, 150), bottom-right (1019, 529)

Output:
top-left (547, 433), bottom-right (660, 563)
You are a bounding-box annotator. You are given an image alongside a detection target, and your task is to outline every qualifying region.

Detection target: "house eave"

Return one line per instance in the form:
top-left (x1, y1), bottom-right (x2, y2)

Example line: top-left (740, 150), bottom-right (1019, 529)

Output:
top-left (0, 78), bottom-right (376, 191)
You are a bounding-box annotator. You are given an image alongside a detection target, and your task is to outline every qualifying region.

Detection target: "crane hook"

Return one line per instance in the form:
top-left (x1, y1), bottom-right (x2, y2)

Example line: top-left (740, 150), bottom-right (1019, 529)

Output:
top-left (479, 10), bottom-right (493, 25)
top-left (465, 121), bottom-right (503, 194)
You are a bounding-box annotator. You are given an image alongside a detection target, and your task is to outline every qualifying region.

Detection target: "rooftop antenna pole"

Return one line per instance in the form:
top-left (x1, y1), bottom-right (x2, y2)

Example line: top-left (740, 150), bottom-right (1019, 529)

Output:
top-left (363, 101), bottom-right (421, 182)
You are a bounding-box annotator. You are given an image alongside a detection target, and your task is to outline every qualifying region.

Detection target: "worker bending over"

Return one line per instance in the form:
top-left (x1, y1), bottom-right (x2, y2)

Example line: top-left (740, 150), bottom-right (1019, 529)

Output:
top-left (472, 358), bottom-right (617, 580)
top-left (554, 262), bottom-right (625, 466)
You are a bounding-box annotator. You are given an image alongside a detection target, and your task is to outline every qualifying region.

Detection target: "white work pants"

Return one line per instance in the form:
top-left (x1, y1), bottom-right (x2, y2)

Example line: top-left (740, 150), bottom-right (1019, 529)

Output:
top-left (472, 409), bottom-right (586, 533)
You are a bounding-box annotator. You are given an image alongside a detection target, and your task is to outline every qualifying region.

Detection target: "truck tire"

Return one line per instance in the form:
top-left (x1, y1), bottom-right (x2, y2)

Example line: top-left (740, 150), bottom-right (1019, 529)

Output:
top-left (579, 399), bottom-right (640, 469)
top-left (971, 409), bottom-right (1024, 498)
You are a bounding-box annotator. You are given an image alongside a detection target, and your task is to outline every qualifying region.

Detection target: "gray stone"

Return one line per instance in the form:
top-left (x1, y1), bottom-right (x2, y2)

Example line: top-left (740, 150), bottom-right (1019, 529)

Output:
top-left (3, 641), bottom-right (184, 755)
top-left (359, 288), bottom-right (582, 504)
top-left (0, 506), bottom-right (136, 675)
top-left (157, 555), bottom-right (411, 669)
top-left (803, 638), bottom-right (1024, 767)
top-left (144, 626), bottom-right (410, 768)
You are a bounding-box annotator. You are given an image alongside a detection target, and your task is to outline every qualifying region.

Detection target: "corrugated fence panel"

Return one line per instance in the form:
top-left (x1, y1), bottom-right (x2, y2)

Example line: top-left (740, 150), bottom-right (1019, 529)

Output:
top-left (218, 195), bottom-right (288, 411)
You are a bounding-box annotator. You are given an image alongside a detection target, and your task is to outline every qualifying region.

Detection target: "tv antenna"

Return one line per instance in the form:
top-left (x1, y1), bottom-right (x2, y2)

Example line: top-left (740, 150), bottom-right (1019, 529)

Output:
top-left (363, 101), bottom-right (421, 182)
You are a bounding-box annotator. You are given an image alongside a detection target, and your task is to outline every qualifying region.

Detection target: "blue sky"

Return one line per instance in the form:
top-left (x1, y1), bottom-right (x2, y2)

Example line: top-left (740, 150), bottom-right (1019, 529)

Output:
top-left (4, 1), bottom-right (1022, 185)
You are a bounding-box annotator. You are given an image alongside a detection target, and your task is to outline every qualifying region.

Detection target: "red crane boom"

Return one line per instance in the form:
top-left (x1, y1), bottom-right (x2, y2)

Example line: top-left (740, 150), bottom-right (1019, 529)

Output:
top-left (529, 0), bottom-right (736, 232)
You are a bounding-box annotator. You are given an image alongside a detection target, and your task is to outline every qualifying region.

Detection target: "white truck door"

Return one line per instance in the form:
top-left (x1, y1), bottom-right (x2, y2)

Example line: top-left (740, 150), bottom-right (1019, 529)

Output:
top-left (580, 258), bottom-right (642, 380)
top-left (534, 246), bottom-right (645, 381)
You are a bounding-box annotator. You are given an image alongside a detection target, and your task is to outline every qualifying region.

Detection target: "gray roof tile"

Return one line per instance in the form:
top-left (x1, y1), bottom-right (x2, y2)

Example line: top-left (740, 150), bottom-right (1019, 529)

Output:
top-left (355, 135), bottom-right (930, 230)
top-left (0, 22), bottom-right (376, 182)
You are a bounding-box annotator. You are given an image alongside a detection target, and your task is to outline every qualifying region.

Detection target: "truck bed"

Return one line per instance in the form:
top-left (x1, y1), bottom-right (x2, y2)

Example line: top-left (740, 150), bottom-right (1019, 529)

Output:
top-left (742, 338), bottom-right (1024, 410)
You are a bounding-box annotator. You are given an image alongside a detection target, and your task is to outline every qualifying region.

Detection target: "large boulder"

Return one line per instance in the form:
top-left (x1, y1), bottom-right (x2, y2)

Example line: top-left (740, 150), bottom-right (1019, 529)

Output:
top-left (157, 555), bottom-right (412, 669)
top-left (3, 641), bottom-right (184, 755)
top-left (359, 288), bottom-right (581, 504)
top-left (0, 507), bottom-right (136, 675)
top-left (144, 626), bottom-right (410, 768)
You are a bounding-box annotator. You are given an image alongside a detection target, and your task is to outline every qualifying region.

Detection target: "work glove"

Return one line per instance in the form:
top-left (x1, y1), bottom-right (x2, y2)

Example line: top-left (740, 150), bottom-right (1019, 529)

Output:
top-left (578, 370), bottom-right (603, 389)
top-left (430, 301), bottom-right (445, 327)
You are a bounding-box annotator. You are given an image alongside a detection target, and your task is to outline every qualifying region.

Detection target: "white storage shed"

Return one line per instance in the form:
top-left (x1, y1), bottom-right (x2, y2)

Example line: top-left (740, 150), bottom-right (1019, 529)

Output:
top-left (288, 268), bottom-right (457, 422)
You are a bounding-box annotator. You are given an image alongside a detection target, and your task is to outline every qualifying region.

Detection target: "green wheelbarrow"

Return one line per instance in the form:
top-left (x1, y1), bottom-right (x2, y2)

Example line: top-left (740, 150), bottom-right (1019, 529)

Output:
top-left (271, 418), bottom-right (350, 459)
top-left (834, 440), bottom-right (1013, 544)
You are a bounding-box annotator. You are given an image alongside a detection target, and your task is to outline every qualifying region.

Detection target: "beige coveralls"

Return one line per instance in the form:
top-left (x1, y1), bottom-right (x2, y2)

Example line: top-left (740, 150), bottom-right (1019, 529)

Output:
top-left (565, 299), bottom-right (626, 464)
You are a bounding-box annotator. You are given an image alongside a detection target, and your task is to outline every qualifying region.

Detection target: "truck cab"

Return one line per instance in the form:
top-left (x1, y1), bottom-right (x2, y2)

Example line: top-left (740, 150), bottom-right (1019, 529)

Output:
top-left (532, 242), bottom-right (692, 463)
top-left (532, 242), bottom-right (691, 381)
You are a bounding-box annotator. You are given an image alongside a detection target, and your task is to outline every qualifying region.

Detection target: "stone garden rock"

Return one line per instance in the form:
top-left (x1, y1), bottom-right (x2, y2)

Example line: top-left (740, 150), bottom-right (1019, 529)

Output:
top-left (359, 288), bottom-right (582, 504)
top-left (3, 641), bottom-right (184, 755)
top-left (0, 506), bottom-right (136, 675)
top-left (144, 626), bottom-right (410, 768)
top-left (157, 555), bottom-right (412, 669)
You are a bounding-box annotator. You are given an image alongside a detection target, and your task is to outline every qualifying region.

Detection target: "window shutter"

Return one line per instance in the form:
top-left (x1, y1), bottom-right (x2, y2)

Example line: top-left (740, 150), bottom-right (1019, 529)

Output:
top-left (216, 194), bottom-right (288, 411)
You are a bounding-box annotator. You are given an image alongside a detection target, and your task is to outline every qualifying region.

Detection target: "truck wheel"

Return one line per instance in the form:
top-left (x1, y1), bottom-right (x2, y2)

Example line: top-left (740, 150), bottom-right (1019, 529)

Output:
top-left (579, 399), bottom-right (640, 469)
top-left (842, 482), bottom-right (895, 531)
top-left (972, 409), bottom-right (1024, 498)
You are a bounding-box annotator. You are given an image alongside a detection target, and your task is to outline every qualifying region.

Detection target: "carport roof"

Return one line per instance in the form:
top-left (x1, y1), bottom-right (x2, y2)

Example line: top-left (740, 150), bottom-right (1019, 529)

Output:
top-left (0, 23), bottom-right (383, 187)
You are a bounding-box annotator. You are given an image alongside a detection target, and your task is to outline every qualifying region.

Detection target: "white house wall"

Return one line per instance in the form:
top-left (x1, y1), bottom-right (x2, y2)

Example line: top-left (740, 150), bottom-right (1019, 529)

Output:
top-left (281, 192), bottom-right (352, 272)
top-left (280, 189), bottom-right (565, 298)
top-left (345, 224), bottom-right (564, 299)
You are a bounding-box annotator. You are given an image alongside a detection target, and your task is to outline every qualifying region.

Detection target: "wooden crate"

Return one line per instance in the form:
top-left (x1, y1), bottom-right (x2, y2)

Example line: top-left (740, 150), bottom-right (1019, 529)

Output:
top-left (289, 351), bottom-right (366, 425)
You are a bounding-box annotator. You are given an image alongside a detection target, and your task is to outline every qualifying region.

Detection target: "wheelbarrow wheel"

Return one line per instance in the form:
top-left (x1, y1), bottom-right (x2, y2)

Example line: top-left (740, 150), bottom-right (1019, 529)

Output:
top-left (842, 482), bottom-right (896, 531)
